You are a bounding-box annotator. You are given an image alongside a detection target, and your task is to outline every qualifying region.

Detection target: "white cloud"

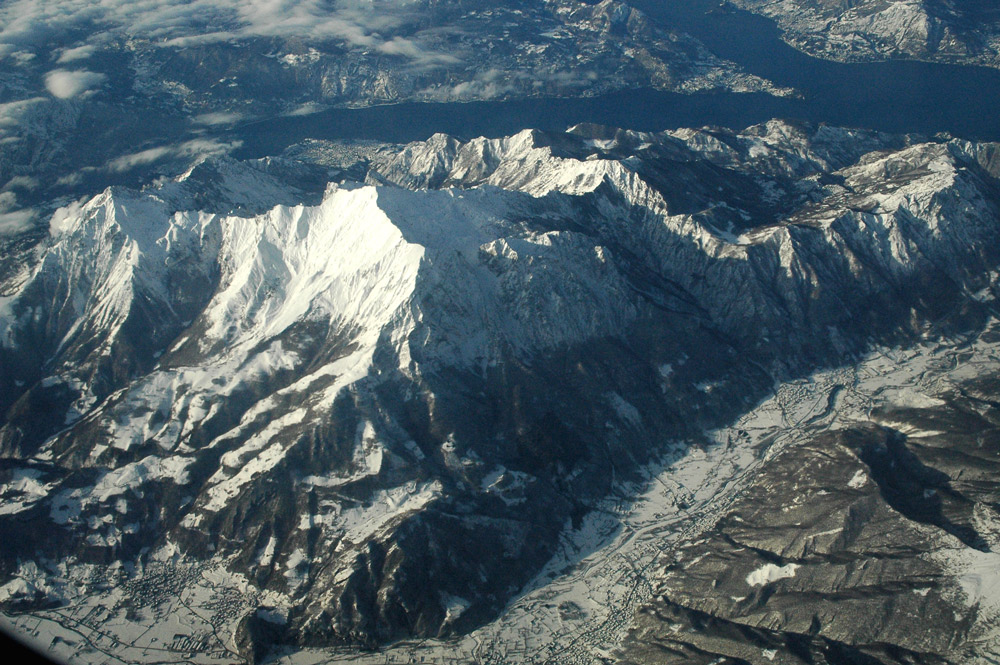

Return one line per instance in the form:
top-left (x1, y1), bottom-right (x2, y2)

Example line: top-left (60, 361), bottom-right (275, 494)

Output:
top-left (49, 198), bottom-right (86, 236)
top-left (3, 176), bottom-right (40, 191)
top-left (192, 111), bottom-right (243, 126)
top-left (11, 51), bottom-right (35, 66)
top-left (105, 138), bottom-right (242, 172)
top-left (55, 171), bottom-right (88, 187)
top-left (56, 44), bottom-right (96, 62)
top-left (0, 97), bottom-right (48, 130)
top-left (106, 146), bottom-right (173, 171)
top-left (285, 102), bottom-right (326, 116)
top-left (44, 69), bottom-right (106, 98)
top-left (419, 79), bottom-right (515, 102)
top-left (0, 209), bottom-right (35, 235)
top-left (376, 36), bottom-right (462, 68)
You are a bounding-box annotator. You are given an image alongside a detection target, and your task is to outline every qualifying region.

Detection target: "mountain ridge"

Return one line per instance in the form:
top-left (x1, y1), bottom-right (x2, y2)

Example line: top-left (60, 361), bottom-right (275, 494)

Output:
top-left (2, 120), bottom-right (1000, 661)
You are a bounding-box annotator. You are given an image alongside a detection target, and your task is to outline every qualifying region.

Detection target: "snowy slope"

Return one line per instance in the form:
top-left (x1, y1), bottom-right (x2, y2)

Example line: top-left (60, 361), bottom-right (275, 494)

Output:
top-left (732, 0), bottom-right (1000, 68)
top-left (2, 121), bottom-right (1000, 657)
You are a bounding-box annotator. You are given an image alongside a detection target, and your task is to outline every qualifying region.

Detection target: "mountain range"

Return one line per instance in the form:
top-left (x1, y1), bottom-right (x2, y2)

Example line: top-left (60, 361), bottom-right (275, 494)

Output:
top-left (2, 119), bottom-right (1000, 663)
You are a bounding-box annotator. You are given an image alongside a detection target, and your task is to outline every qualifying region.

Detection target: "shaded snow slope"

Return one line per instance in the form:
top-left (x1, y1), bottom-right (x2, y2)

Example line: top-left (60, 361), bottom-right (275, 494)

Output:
top-left (2, 121), bottom-right (1000, 656)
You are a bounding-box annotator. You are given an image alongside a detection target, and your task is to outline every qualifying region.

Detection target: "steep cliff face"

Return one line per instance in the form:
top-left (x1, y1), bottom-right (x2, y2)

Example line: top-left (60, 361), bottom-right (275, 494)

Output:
top-left (1, 121), bottom-right (1000, 659)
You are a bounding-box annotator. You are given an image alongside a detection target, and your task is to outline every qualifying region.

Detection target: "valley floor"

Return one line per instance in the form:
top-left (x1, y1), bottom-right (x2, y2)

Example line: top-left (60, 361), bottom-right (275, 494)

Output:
top-left (9, 320), bottom-right (999, 665)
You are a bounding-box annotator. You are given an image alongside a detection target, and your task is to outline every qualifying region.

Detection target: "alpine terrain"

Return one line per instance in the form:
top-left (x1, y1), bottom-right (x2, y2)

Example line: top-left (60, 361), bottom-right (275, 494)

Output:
top-left (1, 118), bottom-right (1000, 664)
top-left (730, 0), bottom-right (1000, 68)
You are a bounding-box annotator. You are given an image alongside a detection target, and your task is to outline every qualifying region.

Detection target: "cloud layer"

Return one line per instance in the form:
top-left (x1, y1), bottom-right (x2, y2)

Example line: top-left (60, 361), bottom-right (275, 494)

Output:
top-left (0, 0), bottom-right (462, 78)
top-left (0, 0), bottom-right (421, 48)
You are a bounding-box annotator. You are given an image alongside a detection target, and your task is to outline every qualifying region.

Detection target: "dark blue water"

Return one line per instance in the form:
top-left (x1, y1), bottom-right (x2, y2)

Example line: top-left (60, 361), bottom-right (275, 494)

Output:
top-left (233, 0), bottom-right (1000, 157)
top-left (631, 0), bottom-right (1000, 138)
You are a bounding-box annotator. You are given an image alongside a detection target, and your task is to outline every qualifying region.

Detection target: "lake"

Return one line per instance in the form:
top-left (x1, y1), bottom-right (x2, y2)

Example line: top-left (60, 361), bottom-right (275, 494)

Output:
top-left (233, 0), bottom-right (1000, 158)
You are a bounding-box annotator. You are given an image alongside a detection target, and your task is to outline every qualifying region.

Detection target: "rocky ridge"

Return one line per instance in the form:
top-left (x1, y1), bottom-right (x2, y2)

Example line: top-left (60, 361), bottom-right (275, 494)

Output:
top-left (1, 120), bottom-right (1000, 661)
top-left (730, 0), bottom-right (1000, 68)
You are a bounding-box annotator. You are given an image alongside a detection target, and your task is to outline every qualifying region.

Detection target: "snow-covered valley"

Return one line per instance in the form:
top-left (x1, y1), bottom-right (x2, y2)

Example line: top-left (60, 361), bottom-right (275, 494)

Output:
top-left (2, 120), bottom-right (1000, 663)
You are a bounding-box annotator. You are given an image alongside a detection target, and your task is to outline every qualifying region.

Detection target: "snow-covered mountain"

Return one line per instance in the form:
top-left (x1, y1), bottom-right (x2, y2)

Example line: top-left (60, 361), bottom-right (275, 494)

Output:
top-left (731, 0), bottom-right (1000, 68)
top-left (0, 0), bottom-right (793, 248)
top-left (2, 120), bottom-right (1000, 662)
